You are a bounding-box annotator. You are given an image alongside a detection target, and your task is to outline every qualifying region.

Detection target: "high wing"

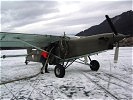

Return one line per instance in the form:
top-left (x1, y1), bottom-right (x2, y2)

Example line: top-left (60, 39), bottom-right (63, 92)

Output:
top-left (0, 32), bottom-right (61, 49)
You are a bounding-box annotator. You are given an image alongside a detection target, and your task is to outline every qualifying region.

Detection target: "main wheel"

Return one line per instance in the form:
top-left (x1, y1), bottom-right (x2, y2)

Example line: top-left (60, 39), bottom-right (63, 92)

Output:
top-left (54, 64), bottom-right (65, 78)
top-left (90, 60), bottom-right (100, 71)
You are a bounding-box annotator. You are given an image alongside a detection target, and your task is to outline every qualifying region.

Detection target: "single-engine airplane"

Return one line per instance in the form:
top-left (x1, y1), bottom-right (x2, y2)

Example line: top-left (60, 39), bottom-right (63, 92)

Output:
top-left (0, 15), bottom-right (127, 78)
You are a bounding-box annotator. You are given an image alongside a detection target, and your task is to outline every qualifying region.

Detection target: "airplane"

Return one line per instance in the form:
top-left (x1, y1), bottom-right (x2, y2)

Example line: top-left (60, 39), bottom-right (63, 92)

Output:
top-left (0, 15), bottom-right (128, 78)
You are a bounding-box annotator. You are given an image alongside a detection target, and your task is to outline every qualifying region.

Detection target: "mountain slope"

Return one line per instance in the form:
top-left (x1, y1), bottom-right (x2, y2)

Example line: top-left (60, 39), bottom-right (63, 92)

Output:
top-left (76, 10), bottom-right (133, 36)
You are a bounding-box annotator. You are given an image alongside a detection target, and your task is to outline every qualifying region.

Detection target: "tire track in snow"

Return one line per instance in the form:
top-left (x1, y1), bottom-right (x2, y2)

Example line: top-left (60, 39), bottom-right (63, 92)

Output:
top-left (29, 75), bottom-right (69, 100)
top-left (11, 75), bottom-right (41, 100)
top-left (24, 75), bottom-right (61, 100)
top-left (88, 72), bottom-right (132, 92)
top-left (82, 72), bottom-right (120, 100)
top-left (8, 74), bottom-right (52, 100)
top-left (100, 69), bottom-right (131, 79)
top-left (100, 70), bottom-right (132, 85)
top-left (1, 73), bottom-right (69, 100)
top-left (26, 75), bottom-right (42, 100)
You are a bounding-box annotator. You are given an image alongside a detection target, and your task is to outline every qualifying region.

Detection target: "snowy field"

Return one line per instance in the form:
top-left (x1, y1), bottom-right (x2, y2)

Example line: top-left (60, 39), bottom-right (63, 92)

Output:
top-left (0, 47), bottom-right (133, 100)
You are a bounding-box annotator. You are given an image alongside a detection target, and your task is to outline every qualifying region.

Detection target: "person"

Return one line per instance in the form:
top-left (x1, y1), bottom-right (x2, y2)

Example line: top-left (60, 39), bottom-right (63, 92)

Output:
top-left (40, 50), bottom-right (49, 74)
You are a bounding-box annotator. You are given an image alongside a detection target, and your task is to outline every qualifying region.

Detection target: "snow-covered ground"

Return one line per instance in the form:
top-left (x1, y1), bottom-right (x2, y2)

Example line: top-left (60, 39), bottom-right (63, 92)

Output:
top-left (0, 47), bottom-right (133, 100)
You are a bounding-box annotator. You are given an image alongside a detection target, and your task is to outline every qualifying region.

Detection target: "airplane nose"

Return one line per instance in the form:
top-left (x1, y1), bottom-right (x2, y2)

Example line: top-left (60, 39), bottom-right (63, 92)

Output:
top-left (114, 34), bottom-right (127, 42)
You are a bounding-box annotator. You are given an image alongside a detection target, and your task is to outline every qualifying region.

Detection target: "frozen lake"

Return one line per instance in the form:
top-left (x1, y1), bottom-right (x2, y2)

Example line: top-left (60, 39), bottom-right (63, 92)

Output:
top-left (0, 47), bottom-right (133, 100)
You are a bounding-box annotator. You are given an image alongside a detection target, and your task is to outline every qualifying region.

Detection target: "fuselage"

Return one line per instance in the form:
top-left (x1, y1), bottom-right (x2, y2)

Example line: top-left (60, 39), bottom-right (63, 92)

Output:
top-left (57, 33), bottom-right (125, 59)
top-left (26, 33), bottom-right (125, 64)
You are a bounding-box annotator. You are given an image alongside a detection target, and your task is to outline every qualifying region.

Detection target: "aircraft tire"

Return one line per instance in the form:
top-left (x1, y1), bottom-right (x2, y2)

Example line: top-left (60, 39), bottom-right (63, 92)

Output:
top-left (90, 60), bottom-right (100, 71)
top-left (54, 64), bottom-right (65, 78)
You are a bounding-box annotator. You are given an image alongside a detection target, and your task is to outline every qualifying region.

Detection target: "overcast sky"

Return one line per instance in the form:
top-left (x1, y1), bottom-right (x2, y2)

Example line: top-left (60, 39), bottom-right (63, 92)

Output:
top-left (0, 0), bottom-right (132, 35)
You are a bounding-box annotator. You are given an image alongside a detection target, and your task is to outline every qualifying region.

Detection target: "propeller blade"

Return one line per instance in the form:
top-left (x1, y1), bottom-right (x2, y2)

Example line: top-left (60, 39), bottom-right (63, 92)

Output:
top-left (105, 15), bottom-right (118, 35)
top-left (114, 43), bottom-right (119, 63)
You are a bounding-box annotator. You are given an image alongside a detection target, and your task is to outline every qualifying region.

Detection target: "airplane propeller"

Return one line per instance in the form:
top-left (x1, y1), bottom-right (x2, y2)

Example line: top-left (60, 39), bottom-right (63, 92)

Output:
top-left (105, 15), bottom-right (118, 35)
top-left (105, 15), bottom-right (119, 63)
top-left (114, 43), bottom-right (119, 63)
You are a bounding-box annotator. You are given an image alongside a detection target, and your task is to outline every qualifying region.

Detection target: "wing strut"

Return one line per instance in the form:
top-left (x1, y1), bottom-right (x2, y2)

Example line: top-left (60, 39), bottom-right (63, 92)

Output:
top-left (15, 37), bottom-right (47, 52)
top-left (15, 37), bottom-right (62, 60)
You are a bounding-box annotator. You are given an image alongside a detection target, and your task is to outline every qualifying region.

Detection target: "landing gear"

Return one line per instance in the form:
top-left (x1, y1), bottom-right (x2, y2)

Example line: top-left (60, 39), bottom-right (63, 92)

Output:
top-left (54, 64), bottom-right (65, 78)
top-left (90, 60), bottom-right (100, 71)
top-left (88, 56), bottom-right (100, 71)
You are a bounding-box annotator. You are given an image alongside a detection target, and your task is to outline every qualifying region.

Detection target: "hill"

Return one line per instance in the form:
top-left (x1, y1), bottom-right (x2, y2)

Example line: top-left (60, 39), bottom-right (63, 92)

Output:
top-left (76, 10), bottom-right (133, 36)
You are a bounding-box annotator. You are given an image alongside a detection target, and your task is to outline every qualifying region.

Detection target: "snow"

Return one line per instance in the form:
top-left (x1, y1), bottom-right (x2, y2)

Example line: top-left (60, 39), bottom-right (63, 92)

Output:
top-left (0, 47), bottom-right (133, 100)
